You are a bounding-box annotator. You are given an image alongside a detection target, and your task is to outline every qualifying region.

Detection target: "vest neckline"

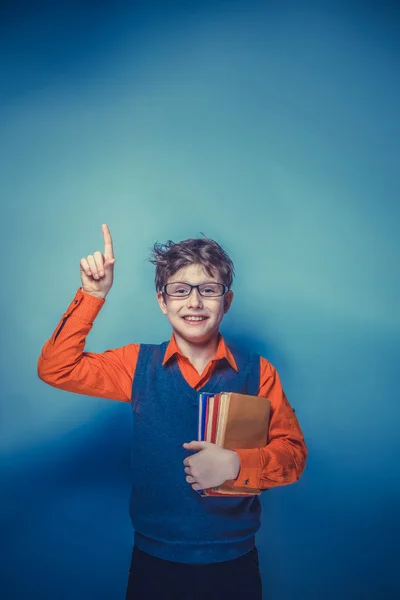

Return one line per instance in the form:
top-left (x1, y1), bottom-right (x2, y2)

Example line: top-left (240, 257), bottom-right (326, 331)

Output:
top-left (167, 357), bottom-right (227, 406)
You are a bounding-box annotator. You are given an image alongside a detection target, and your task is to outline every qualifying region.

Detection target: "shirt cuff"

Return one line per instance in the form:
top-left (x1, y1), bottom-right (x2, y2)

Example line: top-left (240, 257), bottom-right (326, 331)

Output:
top-left (231, 448), bottom-right (263, 490)
top-left (64, 287), bottom-right (105, 322)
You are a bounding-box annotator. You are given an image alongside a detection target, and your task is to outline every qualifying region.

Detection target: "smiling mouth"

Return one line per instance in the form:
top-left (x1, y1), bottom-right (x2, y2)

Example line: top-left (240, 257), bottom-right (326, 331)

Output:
top-left (183, 316), bottom-right (208, 322)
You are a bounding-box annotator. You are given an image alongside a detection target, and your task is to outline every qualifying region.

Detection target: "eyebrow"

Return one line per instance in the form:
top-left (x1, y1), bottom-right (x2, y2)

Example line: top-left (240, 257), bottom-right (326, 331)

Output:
top-left (168, 280), bottom-right (219, 284)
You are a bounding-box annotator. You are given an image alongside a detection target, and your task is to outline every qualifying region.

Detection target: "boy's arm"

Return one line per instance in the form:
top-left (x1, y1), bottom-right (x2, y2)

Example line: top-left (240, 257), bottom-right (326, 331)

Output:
top-left (37, 287), bottom-right (138, 402)
top-left (231, 357), bottom-right (308, 490)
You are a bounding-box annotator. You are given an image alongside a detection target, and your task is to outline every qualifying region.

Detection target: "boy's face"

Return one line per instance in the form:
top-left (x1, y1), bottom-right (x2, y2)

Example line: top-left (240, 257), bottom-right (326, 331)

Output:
top-left (156, 263), bottom-right (233, 346)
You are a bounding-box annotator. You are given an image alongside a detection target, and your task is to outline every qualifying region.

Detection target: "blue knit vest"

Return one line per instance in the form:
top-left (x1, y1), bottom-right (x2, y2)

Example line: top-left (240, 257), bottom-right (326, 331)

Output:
top-left (129, 341), bottom-right (261, 564)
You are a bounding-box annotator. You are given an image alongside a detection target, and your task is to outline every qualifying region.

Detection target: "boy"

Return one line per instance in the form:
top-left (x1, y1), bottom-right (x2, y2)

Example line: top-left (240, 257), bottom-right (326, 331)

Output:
top-left (38, 224), bottom-right (307, 600)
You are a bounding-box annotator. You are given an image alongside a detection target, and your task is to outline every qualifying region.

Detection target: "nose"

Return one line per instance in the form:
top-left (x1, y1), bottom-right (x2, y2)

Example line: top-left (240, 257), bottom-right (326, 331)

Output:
top-left (186, 287), bottom-right (203, 308)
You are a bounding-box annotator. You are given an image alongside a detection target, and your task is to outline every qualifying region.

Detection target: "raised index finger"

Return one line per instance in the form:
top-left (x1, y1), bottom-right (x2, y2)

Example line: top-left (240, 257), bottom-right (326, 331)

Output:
top-left (102, 224), bottom-right (114, 260)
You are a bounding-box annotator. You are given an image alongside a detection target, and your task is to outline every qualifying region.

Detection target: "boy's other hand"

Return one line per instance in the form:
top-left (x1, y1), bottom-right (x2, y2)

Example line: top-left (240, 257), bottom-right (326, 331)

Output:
top-left (183, 441), bottom-right (240, 491)
top-left (80, 224), bottom-right (116, 300)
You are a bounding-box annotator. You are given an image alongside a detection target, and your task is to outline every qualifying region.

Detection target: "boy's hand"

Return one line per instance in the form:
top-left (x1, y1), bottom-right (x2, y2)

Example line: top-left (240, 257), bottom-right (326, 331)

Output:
top-left (80, 224), bottom-right (116, 299)
top-left (183, 441), bottom-right (240, 491)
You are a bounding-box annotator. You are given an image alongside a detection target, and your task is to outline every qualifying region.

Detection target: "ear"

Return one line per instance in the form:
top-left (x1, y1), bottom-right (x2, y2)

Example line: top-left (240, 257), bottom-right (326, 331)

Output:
top-left (223, 290), bottom-right (234, 314)
top-left (156, 291), bottom-right (168, 315)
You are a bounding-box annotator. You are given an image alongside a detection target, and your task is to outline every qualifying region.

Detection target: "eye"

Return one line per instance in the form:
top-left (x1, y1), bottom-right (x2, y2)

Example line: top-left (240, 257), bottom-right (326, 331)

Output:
top-left (170, 283), bottom-right (190, 296)
top-left (201, 284), bottom-right (219, 295)
top-left (168, 283), bottom-right (191, 295)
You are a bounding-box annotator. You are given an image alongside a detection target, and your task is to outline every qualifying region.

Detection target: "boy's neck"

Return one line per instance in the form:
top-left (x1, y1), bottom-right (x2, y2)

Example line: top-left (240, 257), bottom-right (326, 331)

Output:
top-left (173, 332), bottom-right (220, 375)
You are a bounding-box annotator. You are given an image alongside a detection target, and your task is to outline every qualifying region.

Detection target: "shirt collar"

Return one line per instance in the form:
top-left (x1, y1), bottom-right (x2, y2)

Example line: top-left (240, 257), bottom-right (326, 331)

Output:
top-left (162, 333), bottom-right (238, 372)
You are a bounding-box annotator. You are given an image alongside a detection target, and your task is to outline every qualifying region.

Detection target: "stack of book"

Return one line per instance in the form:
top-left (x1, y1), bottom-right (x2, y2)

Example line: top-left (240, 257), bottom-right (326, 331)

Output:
top-left (198, 392), bottom-right (271, 497)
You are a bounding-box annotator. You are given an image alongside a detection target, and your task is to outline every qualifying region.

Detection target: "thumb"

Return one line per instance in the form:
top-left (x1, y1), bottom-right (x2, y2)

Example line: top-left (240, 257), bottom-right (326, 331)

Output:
top-left (183, 441), bottom-right (208, 450)
top-left (104, 258), bottom-right (116, 270)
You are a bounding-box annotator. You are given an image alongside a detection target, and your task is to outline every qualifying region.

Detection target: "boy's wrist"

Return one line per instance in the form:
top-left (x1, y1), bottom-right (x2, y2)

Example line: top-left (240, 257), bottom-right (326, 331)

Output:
top-left (228, 450), bottom-right (241, 480)
top-left (82, 288), bottom-right (107, 300)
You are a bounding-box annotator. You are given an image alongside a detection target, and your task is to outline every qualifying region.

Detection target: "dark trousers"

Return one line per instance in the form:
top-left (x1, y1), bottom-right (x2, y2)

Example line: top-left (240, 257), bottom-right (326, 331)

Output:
top-left (125, 545), bottom-right (263, 600)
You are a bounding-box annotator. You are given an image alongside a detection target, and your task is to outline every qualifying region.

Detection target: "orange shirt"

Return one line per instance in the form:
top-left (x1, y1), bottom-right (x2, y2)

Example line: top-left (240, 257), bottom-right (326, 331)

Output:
top-left (38, 287), bottom-right (307, 490)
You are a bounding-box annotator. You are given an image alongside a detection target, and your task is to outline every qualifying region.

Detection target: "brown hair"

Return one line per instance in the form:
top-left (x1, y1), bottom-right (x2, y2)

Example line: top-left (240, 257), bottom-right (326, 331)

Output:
top-left (150, 236), bottom-right (235, 291)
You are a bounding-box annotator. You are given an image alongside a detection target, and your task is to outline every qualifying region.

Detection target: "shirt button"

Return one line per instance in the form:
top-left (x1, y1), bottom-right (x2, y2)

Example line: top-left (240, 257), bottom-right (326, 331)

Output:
top-left (74, 300), bottom-right (78, 304)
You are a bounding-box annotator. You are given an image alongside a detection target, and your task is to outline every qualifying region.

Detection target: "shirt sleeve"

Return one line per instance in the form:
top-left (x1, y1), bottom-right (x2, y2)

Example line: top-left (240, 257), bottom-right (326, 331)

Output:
top-left (37, 288), bottom-right (139, 402)
top-left (232, 356), bottom-right (308, 490)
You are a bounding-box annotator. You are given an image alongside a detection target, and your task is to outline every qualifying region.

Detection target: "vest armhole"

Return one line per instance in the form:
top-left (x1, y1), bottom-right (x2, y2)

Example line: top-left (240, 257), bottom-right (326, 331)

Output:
top-left (131, 342), bottom-right (169, 400)
top-left (226, 344), bottom-right (261, 397)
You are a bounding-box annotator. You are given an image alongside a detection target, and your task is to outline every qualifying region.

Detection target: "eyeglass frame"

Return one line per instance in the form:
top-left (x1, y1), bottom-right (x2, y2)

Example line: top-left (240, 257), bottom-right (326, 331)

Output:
top-left (161, 282), bottom-right (229, 298)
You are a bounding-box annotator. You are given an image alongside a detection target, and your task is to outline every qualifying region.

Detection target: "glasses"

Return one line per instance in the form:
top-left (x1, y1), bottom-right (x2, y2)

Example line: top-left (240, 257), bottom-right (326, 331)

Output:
top-left (162, 282), bottom-right (228, 298)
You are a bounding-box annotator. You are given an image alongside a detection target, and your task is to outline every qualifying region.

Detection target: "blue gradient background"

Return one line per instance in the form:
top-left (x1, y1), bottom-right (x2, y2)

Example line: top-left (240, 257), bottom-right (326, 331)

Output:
top-left (1, 1), bottom-right (399, 598)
